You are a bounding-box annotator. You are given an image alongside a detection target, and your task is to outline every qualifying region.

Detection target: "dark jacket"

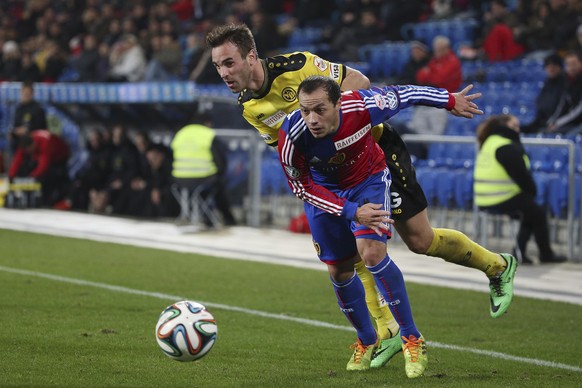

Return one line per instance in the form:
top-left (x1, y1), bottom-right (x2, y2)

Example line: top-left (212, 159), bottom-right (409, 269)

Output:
top-left (13, 101), bottom-right (47, 131)
top-left (487, 125), bottom-right (537, 197)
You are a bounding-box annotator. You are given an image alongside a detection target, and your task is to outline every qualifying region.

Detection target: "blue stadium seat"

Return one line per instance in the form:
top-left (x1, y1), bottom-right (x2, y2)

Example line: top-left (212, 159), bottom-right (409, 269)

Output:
top-left (415, 167), bottom-right (437, 206)
top-left (532, 171), bottom-right (550, 206)
top-left (454, 169), bottom-right (473, 210)
top-left (287, 27), bottom-right (323, 47)
top-left (435, 169), bottom-right (455, 208)
top-left (547, 174), bottom-right (568, 218)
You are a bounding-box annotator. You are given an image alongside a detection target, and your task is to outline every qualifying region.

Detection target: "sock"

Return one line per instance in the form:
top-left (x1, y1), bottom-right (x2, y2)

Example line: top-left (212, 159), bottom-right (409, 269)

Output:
top-left (354, 260), bottom-right (399, 339)
top-left (427, 228), bottom-right (507, 278)
top-left (368, 255), bottom-right (420, 340)
top-left (331, 271), bottom-right (377, 346)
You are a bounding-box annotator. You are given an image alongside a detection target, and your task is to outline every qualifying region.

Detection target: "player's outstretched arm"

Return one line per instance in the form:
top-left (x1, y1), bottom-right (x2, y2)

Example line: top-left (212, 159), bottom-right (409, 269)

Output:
top-left (450, 84), bottom-right (483, 119)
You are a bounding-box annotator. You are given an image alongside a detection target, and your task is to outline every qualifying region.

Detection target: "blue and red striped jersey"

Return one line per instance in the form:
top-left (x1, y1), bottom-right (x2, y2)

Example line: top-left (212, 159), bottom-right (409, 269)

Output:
top-left (278, 84), bottom-right (453, 218)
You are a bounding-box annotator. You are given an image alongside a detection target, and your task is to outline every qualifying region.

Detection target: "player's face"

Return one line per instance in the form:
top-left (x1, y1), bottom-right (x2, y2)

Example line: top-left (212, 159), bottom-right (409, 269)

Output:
top-left (298, 88), bottom-right (340, 138)
top-left (211, 42), bottom-right (254, 93)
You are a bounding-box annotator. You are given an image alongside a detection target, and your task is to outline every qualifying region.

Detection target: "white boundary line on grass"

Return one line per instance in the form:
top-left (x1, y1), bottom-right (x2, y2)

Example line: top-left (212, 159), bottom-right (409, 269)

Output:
top-left (1, 264), bottom-right (581, 374)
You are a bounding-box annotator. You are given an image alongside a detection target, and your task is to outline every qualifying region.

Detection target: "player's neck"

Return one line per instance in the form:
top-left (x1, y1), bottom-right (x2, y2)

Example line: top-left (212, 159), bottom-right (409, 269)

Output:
top-left (248, 58), bottom-right (266, 93)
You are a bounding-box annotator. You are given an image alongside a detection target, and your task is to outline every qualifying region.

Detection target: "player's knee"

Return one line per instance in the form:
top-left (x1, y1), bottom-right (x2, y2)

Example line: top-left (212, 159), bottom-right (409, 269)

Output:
top-left (403, 234), bottom-right (432, 255)
top-left (359, 247), bottom-right (388, 266)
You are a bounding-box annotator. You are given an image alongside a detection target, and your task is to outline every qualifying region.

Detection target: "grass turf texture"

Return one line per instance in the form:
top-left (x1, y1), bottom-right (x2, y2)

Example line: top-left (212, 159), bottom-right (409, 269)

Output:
top-left (0, 229), bottom-right (581, 387)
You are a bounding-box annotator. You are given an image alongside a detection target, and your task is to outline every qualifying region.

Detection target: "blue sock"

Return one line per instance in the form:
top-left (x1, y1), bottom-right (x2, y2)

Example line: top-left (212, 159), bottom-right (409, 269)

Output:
top-left (367, 255), bottom-right (420, 340)
top-left (331, 271), bottom-right (377, 345)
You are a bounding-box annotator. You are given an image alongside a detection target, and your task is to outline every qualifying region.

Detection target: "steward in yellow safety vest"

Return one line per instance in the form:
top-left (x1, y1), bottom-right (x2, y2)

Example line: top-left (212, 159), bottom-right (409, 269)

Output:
top-left (474, 135), bottom-right (530, 207)
top-left (171, 124), bottom-right (219, 179)
top-left (473, 114), bottom-right (566, 264)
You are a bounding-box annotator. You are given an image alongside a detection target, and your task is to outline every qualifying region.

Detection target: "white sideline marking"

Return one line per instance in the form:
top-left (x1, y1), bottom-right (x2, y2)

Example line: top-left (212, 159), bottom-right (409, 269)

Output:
top-left (1, 265), bottom-right (581, 374)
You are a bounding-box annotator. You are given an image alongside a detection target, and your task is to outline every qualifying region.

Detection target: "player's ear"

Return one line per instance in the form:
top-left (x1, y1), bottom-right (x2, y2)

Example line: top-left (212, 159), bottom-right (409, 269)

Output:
top-left (247, 49), bottom-right (257, 62)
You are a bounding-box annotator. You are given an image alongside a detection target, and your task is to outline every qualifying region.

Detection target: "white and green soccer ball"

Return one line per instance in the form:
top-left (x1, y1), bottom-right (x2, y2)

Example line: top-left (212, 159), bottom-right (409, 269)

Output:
top-left (155, 301), bottom-right (217, 361)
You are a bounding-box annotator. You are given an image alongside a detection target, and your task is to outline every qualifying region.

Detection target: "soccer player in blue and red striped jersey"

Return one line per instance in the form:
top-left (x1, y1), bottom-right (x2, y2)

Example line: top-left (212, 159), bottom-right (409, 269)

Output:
top-left (278, 76), bottom-right (482, 377)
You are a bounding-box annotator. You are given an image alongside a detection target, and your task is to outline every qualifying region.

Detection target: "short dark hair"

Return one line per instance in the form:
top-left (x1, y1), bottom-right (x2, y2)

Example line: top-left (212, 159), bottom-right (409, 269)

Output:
top-left (206, 23), bottom-right (257, 58)
top-left (544, 53), bottom-right (563, 67)
top-left (297, 76), bottom-right (341, 105)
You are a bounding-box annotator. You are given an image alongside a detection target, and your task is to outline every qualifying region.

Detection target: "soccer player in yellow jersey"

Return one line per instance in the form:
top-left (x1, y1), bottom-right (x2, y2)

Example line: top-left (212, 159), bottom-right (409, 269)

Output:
top-left (207, 23), bottom-right (517, 369)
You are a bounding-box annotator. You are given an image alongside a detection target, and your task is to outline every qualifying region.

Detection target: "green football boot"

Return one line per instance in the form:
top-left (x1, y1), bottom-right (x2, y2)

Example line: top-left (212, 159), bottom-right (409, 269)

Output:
top-left (370, 331), bottom-right (403, 368)
top-left (489, 253), bottom-right (518, 318)
top-left (402, 334), bottom-right (428, 379)
top-left (346, 339), bottom-right (378, 371)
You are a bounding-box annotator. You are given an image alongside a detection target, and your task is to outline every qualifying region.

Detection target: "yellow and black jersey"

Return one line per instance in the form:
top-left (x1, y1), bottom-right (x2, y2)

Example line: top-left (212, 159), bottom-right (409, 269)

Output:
top-left (238, 51), bottom-right (346, 146)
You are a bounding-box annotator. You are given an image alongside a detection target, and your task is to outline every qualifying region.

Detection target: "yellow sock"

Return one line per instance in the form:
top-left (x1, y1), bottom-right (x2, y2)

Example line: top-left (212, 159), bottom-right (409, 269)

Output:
top-left (354, 260), bottom-right (399, 339)
top-left (426, 228), bottom-right (507, 278)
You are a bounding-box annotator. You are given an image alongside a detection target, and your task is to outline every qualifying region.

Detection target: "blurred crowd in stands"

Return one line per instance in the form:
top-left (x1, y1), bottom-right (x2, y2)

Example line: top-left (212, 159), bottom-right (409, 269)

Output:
top-left (1, 0), bottom-right (582, 218)
top-left (1, 0), bottom-right (580, 84)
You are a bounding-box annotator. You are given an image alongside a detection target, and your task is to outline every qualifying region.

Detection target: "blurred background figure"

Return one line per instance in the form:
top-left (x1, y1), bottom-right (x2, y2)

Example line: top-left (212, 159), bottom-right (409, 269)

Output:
top-left (107, 34), bottom-right (146, 82)
top-left (409, 35), bottom-right (462, 136)
top-left (170, 113), bottom-right (236, 227)
top-left (547, 52), bottom-right (582, 134)
top-left (521, 53), bottom-right (567, 134)
top-left (8, 129), bottom-right (70, 207)
top-left (474, 114), bottom-right (567, 264)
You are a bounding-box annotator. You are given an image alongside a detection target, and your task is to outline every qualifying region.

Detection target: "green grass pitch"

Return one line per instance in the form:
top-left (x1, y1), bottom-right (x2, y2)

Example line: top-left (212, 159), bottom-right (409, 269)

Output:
top-left (0, 229), bottom-right (580, 387)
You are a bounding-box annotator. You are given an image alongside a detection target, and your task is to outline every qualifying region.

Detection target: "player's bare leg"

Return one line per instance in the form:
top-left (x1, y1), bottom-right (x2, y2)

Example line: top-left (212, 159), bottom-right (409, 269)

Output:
top-left (394, 209), bottom-right (517, 317)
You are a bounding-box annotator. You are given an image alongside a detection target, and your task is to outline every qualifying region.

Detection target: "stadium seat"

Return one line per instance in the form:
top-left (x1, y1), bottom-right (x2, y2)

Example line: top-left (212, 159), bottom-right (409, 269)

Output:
top-left (547, 174), bottom-right (568, 218)
top-left (435, 169), bottom-right (455, 208)
top-left (532, 171), bottom-right (552, 207)
top-left (415, 166), bottom-right (437, 206)
top-left (454, 169), bottom-right (473, 210)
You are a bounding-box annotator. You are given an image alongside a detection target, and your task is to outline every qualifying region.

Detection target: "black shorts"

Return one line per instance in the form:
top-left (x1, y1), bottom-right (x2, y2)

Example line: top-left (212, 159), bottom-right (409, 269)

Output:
top-left (378, 122), bottom-right (428, 222)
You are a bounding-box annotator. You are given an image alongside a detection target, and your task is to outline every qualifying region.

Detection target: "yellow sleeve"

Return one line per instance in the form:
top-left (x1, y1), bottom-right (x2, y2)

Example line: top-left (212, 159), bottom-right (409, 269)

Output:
top-left (372, 124), bottom-right (384, 143)
top-left (299, 52), bottom-right (346, 86)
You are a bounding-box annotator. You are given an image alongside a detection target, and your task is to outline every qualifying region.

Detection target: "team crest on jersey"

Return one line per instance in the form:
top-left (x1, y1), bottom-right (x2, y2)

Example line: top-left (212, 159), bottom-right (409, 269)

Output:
top-left (284, 165), bottom-right (301, 179)
top-left (385, 91), bottom-right (398, 110)
top-left (281, 87), bottom-right (296, 102)
top-left (374, 94), bottom-right (386, 110)
top-left (314, 56), bottom-right (327, 71)
top-left (312, 240), bottom-right (321, 256)
top-left (260, 134), bottom-right (272, 142)
top-left (328, 153), bottom-right (346, 164)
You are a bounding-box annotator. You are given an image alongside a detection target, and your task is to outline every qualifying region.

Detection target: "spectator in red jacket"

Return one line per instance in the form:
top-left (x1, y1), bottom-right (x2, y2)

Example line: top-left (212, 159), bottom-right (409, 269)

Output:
top-left (481, 0), bottom-right (525, 62)
top-left (410, 35), bottom-right (462, 136)
top-left (416, 35), bottom-right (462, 92)
top-left (9, 130), bottom-right (70, 206)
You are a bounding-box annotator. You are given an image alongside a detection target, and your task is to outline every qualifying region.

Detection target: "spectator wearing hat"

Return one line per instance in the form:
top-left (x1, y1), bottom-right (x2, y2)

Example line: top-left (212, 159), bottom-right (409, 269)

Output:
top-left (521, 53), bottom-right (567, 133)
top-left (397, 40), bottom-right (430, 85)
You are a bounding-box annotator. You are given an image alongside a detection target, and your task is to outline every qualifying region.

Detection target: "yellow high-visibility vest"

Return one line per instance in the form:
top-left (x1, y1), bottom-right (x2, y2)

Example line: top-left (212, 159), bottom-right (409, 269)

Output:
top-left (171, 124), bottom-right (218, 178)
top-left (474, 135), bottom-right (530, 207)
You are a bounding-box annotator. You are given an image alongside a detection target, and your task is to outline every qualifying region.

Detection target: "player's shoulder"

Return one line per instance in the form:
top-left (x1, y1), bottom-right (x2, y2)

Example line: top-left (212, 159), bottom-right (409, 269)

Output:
top-left (238, 88), bottom-right (254, 106)
top-left (281, 110), bottom-right (304, 134)
top-left (265, 52), bottom-right (310, 74)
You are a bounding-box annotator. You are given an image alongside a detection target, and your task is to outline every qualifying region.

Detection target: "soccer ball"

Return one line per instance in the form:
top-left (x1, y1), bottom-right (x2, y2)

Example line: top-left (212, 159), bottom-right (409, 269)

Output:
top-left (155, 300), bottom-right (217, 361)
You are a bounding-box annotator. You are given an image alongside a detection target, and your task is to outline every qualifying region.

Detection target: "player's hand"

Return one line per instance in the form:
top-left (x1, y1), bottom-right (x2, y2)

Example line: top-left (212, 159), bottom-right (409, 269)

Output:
top-left (451, 84), bottom-right (483, 119)
top-left (355, 203), bottom-right (393, 237)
